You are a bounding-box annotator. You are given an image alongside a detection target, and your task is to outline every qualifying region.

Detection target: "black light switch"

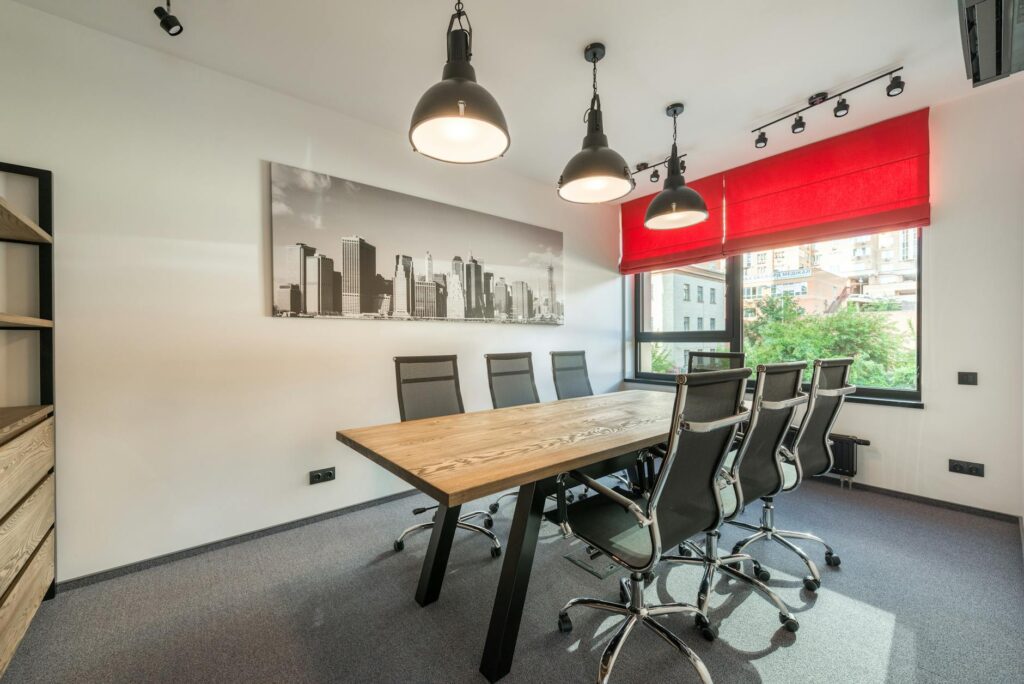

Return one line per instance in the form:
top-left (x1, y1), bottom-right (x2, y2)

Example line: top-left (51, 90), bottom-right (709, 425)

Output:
top-left (957, 372), bottom-right (978, 386)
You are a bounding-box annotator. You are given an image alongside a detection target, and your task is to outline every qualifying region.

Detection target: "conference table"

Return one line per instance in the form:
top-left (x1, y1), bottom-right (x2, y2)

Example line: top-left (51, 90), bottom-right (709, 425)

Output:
top-left (337, 389), bottom-right (675, 682)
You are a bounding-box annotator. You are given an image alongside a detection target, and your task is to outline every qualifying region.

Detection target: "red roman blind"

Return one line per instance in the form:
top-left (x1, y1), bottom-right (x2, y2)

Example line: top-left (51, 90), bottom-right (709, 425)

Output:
top-left (619, 172), bottom-right (725, 274)
top-left (618, 109), bottom-right (931, 274)
top-left (722, 109), bottom-right (930, 256)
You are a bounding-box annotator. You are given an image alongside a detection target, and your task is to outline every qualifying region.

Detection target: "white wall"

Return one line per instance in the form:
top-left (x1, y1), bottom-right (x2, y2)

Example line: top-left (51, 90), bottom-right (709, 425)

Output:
top-left (0, 3), bottom-right (622, 581)
top-left (628, 77), bottom-right (1024, 518)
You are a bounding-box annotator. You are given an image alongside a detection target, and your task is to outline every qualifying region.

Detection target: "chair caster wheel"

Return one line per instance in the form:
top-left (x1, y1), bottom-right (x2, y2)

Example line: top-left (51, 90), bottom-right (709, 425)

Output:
top-left (393, 539), bottom-right (404, 552)
top-left (643, 571), bottom-right (655, 585)
top-left (803, 577), bottom-right (820, 592)
top-left (558, 612), bottom-right (573, 633)
top-left (483, 517), bottom-right (494, 529)
top-left (678, 544), bottom-right (693, 557)
top-left (780, 614), bottom-right (799, 632)
top-left (752, 562), bottom-right (770, 582)
top-left (694, 616), bottom-right (717, 642)
top-left (825, 553), bottom-right (841, 567)
top-left (490, 546), bottom-right (502, 559)
top-left (565, 491), bottom-right (575, 503)
top-left (488, 503), bottom-right (499, 514)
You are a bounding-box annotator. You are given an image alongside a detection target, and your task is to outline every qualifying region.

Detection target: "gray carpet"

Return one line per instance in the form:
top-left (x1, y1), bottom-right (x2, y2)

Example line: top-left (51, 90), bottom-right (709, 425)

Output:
top-left (6, 481), bottom-right (1024, 684)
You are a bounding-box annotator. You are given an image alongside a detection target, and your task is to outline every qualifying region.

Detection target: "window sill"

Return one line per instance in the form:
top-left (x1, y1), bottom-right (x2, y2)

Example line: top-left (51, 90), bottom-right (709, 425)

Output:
top-left (623, 378), bottom-right (924, 409)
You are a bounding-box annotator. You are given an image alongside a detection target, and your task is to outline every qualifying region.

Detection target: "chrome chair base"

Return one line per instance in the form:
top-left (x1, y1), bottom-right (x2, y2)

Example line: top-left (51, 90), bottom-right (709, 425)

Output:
top-left (726, 498), bottom-right (841, 592)
top-left (393, 509), bottom-right (502, 558)
top-left (662, 530), bottom-right (799, 640)
top-left (558, 573), bottom-right (713, 684)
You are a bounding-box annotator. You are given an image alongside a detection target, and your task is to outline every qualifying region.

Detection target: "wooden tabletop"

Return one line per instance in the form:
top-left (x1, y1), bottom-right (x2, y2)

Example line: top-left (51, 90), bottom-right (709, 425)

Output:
top-left (337, 390), bottom-right (674, 506)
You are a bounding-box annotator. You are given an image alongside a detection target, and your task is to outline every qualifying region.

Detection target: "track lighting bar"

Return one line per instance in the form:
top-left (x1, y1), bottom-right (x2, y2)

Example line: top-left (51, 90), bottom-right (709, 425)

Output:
top-left (750, 67), bottom-right (904, 146)
top-left (632, 153), bottom-right (688, 183)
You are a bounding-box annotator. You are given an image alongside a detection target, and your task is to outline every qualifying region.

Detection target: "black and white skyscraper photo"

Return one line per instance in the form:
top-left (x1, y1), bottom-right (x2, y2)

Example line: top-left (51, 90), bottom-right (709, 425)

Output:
top-left (270, 162), bottom-right (564, 325)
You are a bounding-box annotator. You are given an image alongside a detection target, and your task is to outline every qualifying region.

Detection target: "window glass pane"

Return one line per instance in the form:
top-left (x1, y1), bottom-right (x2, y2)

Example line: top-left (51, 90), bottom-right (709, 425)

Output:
top-left (638, 342), bottom-right (730, 375)
top-left (641, 259), bottom-right (728, 332)
top-left (742, 229), bottom-right (919, 390)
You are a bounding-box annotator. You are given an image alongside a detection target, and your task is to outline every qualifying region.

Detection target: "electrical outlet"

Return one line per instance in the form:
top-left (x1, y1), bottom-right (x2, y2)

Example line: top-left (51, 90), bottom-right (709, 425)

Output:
top-left (948, 459), bottom-right (984, 477)
top-left (957, 372), bottom-right (978, 385)
top-left (309, 467), bottom-right (336, 485)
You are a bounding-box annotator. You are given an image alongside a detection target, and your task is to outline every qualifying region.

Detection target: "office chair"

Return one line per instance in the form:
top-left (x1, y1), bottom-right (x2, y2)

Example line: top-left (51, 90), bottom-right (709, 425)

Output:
top-left (550, 350), bottom-right (594, 399)
top-left (392, 356), bottom-right (502, 558)
top-left (729, 358), bottom-right (856, 589)
top-left (662, 362), bottom-right (806, 640)
top-left (555, 368), bottom-right (752, 684)
top-left (688, 351), bottom-right (746, 373)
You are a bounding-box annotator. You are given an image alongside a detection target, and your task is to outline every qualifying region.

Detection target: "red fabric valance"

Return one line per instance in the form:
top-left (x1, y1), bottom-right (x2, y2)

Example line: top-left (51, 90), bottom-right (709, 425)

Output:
top-left (619, 172), bottom-right (725, 274)
top-left (619, 109), bottom-right (931, 274)
top-left (722, 109), bottom-right (930, 256)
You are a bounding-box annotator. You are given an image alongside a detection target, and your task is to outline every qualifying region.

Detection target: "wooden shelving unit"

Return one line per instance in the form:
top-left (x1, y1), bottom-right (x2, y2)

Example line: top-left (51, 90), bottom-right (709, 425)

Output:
top-left (0, 161), bottom-right (55, 677)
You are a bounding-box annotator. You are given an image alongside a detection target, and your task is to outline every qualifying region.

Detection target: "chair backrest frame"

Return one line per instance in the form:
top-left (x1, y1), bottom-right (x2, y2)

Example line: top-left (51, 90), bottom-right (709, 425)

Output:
top-left (393, 355), bottom-right (465, 422)
top-left (485, 352), bottom-right (540, 409)
top-left (687, 351), bottom-right (746, 373)
top-left (550, 350), bottom-right (593, 400)
top-left (788, 358), bottom-right (855, 487)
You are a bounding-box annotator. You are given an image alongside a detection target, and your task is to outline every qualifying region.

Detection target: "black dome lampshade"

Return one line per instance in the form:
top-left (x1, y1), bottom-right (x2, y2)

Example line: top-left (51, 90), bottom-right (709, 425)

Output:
top-left (644, 104), bottom-right (708, 230)
top-left (557, 43), bottom-right (634, 204)
top-left (409, 1), bottom-right (510, 164)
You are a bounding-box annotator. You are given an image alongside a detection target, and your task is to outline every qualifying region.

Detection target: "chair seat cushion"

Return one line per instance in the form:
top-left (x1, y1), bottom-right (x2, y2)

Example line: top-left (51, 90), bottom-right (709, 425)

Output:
top-left (551, 487), bottom-right (653, 570)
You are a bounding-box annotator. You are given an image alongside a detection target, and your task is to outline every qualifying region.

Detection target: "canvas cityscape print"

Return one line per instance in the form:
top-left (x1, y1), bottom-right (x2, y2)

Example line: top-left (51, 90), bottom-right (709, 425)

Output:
top-left (269, 162), bottom-right (564, 325)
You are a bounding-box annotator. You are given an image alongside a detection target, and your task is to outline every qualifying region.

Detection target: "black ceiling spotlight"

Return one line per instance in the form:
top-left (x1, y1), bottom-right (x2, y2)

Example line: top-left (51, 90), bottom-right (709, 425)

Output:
top-left (644, 103), bottom-right (709, 230)
top-left (833, 97), bottom-right (850, 117)
top-left (886, 73), bottom-right (905, 97)
top-left (557, 43), bottom-right (634, 203)
top-left (153, 1), bottom-right (183, 36)
top-left (409, 1), bottom-right (510, 164)
top-left (791, 115), bottom-right (806, 134)
top-left (755, 130), bottom-right (768, 148)
top-left (650, 167), bottom-right (660, 183)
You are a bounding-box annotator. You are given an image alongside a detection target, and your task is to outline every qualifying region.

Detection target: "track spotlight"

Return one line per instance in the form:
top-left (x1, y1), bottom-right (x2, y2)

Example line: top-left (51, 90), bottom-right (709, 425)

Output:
top-left (833, 98), bottom-right (850, 117)
top-left (644, 103), bottom-right (708, 230)
top-left (755, 131), bottom-right (767, 148)
top-left (409, 1), bottom-right (510, 163)
top-left (791, 115), bottom-right (806, 134)
top-left (153, 1), bottom-right (183, 36)
top-left (649, 168), bottom-right (660, 183)
top-left (886, 74), bottom-right (905, 97)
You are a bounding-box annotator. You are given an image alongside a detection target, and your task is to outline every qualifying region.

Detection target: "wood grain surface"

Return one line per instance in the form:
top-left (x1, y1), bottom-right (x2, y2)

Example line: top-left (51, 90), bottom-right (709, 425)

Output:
top-left (338, 390), bottom-right (674, 506)
top-left (0, 197), bottom-right (51, 245)
top-left (0, 419), bottom-right (54, 520)
top-left (0, 407), bottom-right (53, 448)
top-left (0, 532), bottom-right (53, 678)
top-left (0, 476), bottom-right (54, 598)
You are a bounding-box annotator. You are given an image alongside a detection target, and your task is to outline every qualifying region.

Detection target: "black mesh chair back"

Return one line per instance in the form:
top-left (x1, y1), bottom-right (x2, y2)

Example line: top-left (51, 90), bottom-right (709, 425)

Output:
top-left (651, 368), bottom-right (751, 549)
top-left (792, 358), bottom-right (855, 478)
top-left (393, 355), bottom-right (465, 422)
top-left (688, 351), bottom-right (746, 373)
top-left (733, 362), bottom-right (807, 506)
top-left (550, 351), bottom-right (593, 400)
top-left (485, 352), bottom-right (540, 408)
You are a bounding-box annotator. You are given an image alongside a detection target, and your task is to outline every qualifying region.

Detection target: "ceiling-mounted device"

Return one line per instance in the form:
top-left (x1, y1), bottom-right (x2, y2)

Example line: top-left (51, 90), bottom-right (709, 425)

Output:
top-left (153, 1), bottom-right (183, 36)
top-left (409, 1), bottom-right (510, 163)
top-left (557, 43), bottom-right (635, 204)
top-left (644, 103), bottom-right (708, 230)
top-left (958, 0), bottom-right (1024, 87)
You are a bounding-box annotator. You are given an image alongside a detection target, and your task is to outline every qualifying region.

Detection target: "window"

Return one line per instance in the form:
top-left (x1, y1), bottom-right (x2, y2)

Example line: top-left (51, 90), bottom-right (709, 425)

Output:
top-left (634, 228), bottom-right (922, 402)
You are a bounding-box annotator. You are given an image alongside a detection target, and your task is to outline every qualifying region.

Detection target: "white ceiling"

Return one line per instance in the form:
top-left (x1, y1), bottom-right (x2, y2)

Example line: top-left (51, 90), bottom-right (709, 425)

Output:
top-left (16, 0), bottom-right (971, 199)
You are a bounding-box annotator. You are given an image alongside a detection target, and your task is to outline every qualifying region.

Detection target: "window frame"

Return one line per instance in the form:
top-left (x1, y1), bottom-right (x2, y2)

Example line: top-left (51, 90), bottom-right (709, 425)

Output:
top-left (632, 230), bottom-right (923, 404)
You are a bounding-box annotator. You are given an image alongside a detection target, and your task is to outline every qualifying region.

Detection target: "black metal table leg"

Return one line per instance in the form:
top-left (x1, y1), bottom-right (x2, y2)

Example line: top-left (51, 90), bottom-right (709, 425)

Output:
top-left (414, 502), bottom-right (462, 607)
top-left (479, 481), bottom-right (547, 682)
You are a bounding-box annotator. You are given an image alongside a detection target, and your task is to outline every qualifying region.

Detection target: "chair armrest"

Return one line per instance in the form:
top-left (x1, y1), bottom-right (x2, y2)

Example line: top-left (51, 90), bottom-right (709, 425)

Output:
top-left (683, 410), bottom-right (751, 433)
top-left (817, 386), bottom-right (856, 397)
top-left (568, 470), bottom-right (651, 528)
top-left (761, 392), bottom-right (809, 411)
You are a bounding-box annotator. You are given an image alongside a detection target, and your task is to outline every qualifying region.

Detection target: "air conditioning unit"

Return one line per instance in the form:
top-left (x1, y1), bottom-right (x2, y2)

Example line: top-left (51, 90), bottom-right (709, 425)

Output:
top-left (958, 0), bottom-right (1024, 86)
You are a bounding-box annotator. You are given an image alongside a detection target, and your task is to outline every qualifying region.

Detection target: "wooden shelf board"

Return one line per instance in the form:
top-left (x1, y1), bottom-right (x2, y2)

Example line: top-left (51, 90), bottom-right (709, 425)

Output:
top-left (0, 406), bottom-right (53, 447)
top-left (0, 197), bottom-right (51, 245)
top-left (0, 314), bottom-right (52, 330)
